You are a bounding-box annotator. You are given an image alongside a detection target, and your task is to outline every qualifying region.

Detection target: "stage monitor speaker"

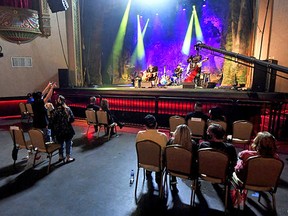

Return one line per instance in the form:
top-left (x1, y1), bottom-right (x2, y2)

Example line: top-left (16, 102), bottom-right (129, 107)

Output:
top-left (58, 69), bottom-right (69, 88)
top-left (207, 82), bottom-right (216, 88)
top-left (47, 0), bottom-right (69, 13)
top-left (252, 59), bottom-right (277, 92)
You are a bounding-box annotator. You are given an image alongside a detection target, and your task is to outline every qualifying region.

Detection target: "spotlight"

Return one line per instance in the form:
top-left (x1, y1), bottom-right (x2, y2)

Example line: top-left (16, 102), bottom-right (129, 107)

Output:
top-left (203, 0), bottom-right (206, 7)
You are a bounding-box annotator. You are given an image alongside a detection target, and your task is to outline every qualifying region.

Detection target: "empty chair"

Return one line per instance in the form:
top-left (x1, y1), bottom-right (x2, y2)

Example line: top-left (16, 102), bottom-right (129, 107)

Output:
top-left (164, 145), bottom-right (196, 205)
top-left (207, 120), bottom-right (227, 133)
top-left (28, 129), bottom-right (62, 173)
top-left (85, 109), bottom-right (98, 134)
top-left (231, 156), bottom-right (284, 211)
top-left (169, 115), bottom-right (185, 137)
top-left (19, 102), bottom-right (28, 121)
top-left (187, 118), bottom-right (206, 141)
top-left (96, 110), bottom-right (117, 140)
top-left (197, 148), bottom-right (230, 213)
top-left (135, 140), bottom-right (164, 200)
top-left (10, 126), bottom-right (32, 166)
top-left (229, 120), bottom-right (253, 149)
top-left (25, 103), bottom-right (34, 123)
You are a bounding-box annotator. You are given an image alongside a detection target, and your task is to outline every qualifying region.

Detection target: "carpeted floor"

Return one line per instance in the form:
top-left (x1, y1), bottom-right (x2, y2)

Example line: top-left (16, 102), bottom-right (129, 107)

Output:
top-left (0, 118), bottom-right (287, 216)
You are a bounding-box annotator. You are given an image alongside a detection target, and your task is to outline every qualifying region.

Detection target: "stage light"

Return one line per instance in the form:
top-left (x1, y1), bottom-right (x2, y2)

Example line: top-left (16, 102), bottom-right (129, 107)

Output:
top-left (181, 9), bottom-right (194, 55)
top-left (193, 7), bottom-right (204, 42)
top-left (109, 0), bottom-right (132, 74)
top-left (203, 0), bottom-right (207, 7)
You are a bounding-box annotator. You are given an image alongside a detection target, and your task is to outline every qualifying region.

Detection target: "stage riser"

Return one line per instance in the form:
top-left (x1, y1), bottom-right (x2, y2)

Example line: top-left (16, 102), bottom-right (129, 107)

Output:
top-left (52, 88), bottom-right (288, 140)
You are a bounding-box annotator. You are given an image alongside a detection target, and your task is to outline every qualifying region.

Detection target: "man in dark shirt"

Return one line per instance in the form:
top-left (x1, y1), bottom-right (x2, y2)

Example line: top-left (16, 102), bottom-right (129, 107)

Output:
top-left (185, 102), bottom-right (208, 123)
top-left (199, 123), bottom-right (237, 176)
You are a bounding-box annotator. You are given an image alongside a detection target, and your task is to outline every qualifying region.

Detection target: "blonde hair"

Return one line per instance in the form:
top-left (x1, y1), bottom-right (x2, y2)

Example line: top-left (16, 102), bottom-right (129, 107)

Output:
top-left (173, 124), bottom-right (193, 151)
top-left (251, 131), bottom-right (277, 157)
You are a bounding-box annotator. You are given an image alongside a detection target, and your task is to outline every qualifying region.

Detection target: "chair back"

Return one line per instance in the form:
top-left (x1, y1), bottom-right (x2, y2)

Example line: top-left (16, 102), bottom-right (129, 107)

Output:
top-left (208, 120), bottom-right (227, 132)
top-left (232, 120), bottom-right (253, 140)
top-left (10, 126), bottom-right (29, 149)
top-left (85, 109), bottom-right (97, 125)
top-left (165, 145), bottom-right (194, 179)
top-left (187, 118), bottom-right (206, 138)
top-left (198, 148), bottom-right (229, 183)
top-left (19, 102), bottom-right (27, 115)
top-left (25, 103), bottom-right (34, 116)
top-left (136, 140), bottom-right (163, 172)
top-left (169, 116), bottom-right (185, 135)
top-left (28, 129), bottom-right (47, 152)
top-left (244, 156), bottom-right (284, 191)
top-left (96, 110), bottom-right (109, 125)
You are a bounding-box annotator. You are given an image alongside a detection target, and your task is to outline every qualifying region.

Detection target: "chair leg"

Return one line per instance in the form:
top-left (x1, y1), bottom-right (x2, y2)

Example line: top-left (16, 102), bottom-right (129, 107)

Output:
top-left (134, 168), bottom-right (140, 201)
top-left (191, 179), bottom-right (197, 206)
top-left (47, 154), bottom-right (52, 174)
top-left (272, 193), bottom-right (276, 210)
top-left (224, 184), bottom-right (228, 213)
top-left (86, 125), bottom-right (91, 134)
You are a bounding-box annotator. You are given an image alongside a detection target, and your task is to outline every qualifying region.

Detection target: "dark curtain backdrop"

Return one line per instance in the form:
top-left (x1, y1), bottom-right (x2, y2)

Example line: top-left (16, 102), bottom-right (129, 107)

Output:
top-left (80, 0), bottom-right (255, 86)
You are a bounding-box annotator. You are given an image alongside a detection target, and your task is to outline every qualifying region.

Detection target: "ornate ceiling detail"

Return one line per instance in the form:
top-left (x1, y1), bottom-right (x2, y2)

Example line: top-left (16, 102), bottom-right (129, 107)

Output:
top-left (0, 1), bottom-right (51, 44)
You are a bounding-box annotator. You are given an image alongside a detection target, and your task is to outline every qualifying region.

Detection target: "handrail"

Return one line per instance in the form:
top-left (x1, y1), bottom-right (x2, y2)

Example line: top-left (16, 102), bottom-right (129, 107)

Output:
top-left (196, 43), bottom-right (288, 74)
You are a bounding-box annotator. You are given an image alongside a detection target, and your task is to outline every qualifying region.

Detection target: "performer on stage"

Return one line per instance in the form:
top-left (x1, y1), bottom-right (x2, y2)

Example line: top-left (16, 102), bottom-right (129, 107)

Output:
top-left (185, 54), bottom-right (208, 86)
top-left (145, 64), bottom-right (158, 87)
top-left (173, 63), bottom-right (184, 85)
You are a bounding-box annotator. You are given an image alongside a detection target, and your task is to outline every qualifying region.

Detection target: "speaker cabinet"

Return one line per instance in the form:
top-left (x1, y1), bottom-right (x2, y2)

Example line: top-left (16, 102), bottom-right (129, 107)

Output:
top-left (252, 59), bottom-right (277, 92)
top-left (58, 69), bottom-right (69, 88)
top-left (47, 0), bottom-right (69, 13)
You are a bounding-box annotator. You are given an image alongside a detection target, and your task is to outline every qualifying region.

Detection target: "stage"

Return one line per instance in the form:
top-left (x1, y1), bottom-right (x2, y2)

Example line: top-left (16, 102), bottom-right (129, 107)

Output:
top-left (53, 84), bottom-right (288, 140)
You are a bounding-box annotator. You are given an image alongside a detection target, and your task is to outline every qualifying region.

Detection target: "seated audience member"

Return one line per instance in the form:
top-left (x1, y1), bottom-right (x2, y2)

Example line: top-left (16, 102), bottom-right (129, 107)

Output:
top-left (86, 96), bottom-right (100, 132)
top-left (86, 96), bottom-right (100, 111)
top-left (199, 123), bottom-right (237, 176)
top-left (234, 131), bottom-right (279, 181)
top-left (26, 93), bottom-right (34, 104)
top-left (136, 114), bottom-right (168, 183)
top-left (100, 99), bottom-right (124, 136)
top-left (167, 124), bottom-right (198, 186)
top-left (185, 102), bottom-right (208, 123)
top-left (208, 106), bottom-right (226, 121)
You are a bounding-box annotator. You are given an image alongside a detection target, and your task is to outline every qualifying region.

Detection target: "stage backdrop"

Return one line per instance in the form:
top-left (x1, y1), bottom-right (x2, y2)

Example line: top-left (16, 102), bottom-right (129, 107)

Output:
top-left (81, 0), bottom-right (255, 87)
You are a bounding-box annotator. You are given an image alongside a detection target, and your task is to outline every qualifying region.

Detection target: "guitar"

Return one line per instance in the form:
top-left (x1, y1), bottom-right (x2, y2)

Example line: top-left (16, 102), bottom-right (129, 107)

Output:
top-left (184, 57), bottom-right (209, 82)
top-left (160, 66), bottom-right (171, 86)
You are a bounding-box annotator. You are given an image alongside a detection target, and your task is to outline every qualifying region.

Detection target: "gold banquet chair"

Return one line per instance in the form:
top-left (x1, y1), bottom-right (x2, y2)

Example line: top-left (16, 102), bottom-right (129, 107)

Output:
top-left (164, 145), bottom-right (197, 206)
top-left (169, 115), bottom-right (185, 137)
top-left (96, 110), bottom-right (117, 140)
top-left (229, 120), bottom-right (253, 149)
top-left (231, 156), bottom-right (284, 211)
top-left (207, 120), bottom-right (227, 132)
top-left (135, 140), bottom-right (164, 201)
top-left (19, 102), bottom-right (28, 121)
top-left (28, 129), bottom-right (62, 173)
top-left (85, 109), bottom-right (98, 134)
top-left (187, 118), bottom-right (206, 141)
top-left (10, 126), bottom-right (33, 166)
top-left (197, 148), bottom-right (230, 213)
top-left (25, 103), bottom-right (34, 123)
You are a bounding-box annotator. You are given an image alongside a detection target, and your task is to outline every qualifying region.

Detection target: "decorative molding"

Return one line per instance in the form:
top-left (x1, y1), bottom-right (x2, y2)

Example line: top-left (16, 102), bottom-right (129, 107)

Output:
top-left (0, 6), bottom-right (41, 44)
top-left (38, 0), bottom-right (51, 37)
